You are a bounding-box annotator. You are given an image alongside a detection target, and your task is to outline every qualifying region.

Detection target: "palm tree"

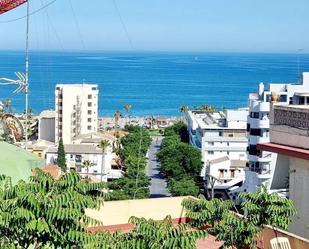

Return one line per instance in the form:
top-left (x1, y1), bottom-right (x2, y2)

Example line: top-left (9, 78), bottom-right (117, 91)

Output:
top-left (123, 103), bottom-right (132, 125)
top-left (113, 110), bottom-right (121, 130)
top-left (4, 99), bottom-right (11, 113)
top-left (82, 159), bottom-right (93, 178)
top-left (179, 105), bottom-right (189, 121)
top-left (98, 139), bottom-right (111, 182)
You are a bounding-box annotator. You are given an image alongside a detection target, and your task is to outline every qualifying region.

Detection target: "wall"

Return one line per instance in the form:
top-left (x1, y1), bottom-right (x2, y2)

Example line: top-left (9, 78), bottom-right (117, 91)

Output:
top-left (85, 196), bottom-right (189, 226)
top-left (270, 154), bottom-right (289, 190)
top-left (258, 226), bottom-right (309, 249)
top-left (289, 157), bottom-right (309, 239)
top-left (39, 117), bottom-right (55, 143)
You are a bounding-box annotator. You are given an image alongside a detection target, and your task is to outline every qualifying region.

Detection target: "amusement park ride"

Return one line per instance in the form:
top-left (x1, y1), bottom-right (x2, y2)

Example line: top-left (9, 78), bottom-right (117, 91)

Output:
top-left (0, 0), bottom-right (30, 146)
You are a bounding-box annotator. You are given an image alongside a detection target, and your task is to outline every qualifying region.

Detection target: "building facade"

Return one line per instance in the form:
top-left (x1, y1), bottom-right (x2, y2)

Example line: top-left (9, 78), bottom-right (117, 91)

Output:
top-left (245, 72), bottom-right (309, 194)
top-left (55, 84), bottom-right (99, 144)
top-left (46, 144), bottom-right (122, 182)
top-left (187, 109), bottom-right (248, 200)
top-left (38, 110), bottom-right (55, 143)
top-left (258, 103), bottom-right (309, 239)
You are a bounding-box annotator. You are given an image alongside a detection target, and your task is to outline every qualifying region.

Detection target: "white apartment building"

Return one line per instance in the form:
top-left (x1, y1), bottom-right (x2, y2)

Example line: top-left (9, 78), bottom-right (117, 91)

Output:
top-left (46, 144), bottom-right (122, 182)
top-left (187, 109), bottom-right (248, 199)
top-left (38, 110), bottom-right (55, 143)
top-left (245, 72), bottom-right (309, 194)
top-left (55, 84), bottom-right (99, 144)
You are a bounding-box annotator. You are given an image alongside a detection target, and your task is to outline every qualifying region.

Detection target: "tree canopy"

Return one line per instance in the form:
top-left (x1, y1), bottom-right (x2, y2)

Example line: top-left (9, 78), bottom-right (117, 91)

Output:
top-left (108, 125), bottom-right (151, 200)
top-left (0, 169), bottom-right (105, 248)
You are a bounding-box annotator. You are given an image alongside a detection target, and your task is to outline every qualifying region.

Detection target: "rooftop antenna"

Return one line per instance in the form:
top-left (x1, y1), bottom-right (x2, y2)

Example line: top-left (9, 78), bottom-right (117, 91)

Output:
top-left (24, 0), bottom-right (30, 149)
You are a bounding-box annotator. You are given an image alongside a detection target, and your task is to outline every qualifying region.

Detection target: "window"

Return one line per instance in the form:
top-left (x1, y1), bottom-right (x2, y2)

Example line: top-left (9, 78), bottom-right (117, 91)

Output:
top-left (88, 102), bottom-right (92, 107)
top-left (88, 118), bottom-right (92, 122)
top-left (279, 95), bottom-right (287, 102)
top-left (227, 142), bottom-right (229, 146)
top-left (88, 94), bottom-right (92, 99)
top-left (87, 125), bottom-right (92, 130)
top-left (208, 151), bottom-right (214, 155)
top-left (250, 112), bottom-right (259, 119)
top-left (208, 142), bottom-right (214, 146)
top-left (299, 96), bottom-right (305, 105)
top-left (219, 131), bottom-right (223, 137)
top-left (248, 145), bottom-right (259, 156)
top-left (219, 169), bottom-right (224, 178)
top-left (88, 110), bottom-right (92, 115)
top-left (230, 169), bottom-right (235, 178)
top-left (250, 129), bottom-right (262, 136)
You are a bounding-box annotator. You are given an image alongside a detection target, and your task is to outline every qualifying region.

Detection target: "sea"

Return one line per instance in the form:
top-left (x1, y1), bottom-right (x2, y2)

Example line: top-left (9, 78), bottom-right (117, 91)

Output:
top-left (1, 51), bottom-right (309, 116)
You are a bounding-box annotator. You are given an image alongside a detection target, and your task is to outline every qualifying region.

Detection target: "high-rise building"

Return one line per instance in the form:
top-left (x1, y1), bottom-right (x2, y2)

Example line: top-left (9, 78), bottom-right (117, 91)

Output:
top-left (245, 72), bottom-right (309, 195)
top-left (55, 84), bottom-right (99, 144)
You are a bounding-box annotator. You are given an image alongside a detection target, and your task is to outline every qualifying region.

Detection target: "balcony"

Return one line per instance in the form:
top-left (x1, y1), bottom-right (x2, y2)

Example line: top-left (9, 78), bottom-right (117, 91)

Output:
top-left (271, 105), bottom-right (309, 149)
top-left (249, 100), bottom-right (270, 112)
top-left (250, 117), bottom-right (269, 129)
top-left (249, 135), bottom-right (269, 145)
top-left (248, 153), bottom-right (272, 163)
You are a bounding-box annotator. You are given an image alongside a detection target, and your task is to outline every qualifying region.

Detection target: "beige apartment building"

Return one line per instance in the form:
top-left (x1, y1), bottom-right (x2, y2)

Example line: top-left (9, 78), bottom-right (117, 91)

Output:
top-left (55, 84), bottom-right (99, 144)
top-left (258, 103), bottom-right (309, 239)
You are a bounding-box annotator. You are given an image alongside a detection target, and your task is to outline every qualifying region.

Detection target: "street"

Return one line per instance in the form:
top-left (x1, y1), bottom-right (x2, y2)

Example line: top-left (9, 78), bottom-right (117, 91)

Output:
top-left (146, 137), bottom-right (171, 198)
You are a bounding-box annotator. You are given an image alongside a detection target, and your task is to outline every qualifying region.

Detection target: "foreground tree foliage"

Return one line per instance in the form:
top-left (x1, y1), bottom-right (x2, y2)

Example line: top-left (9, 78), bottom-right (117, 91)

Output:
top-left (183, 186), bottom-right (297, 249)
top-left (158, 122), bottom-right (202, 196)
top-left (87, 216), bottom-right (208, 249)
top-left (0, 169), bottom-right (105, 248)
top-left (108, 125), bottom-right (151, 200)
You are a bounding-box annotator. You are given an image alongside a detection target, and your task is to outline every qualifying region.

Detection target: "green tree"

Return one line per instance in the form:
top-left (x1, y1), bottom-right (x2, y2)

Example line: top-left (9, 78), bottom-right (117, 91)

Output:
top-left (239, 186), bottom-right (297, 230)
top-left (123, 103), bottom-right (132, 125)
top-left (98, 139), bottom-right (111, 182)
top-left (109, 125), bottom-right (151, 200)
top-left (0, 170), bottom-right (105, 248)
top-left (113, 110), bottom-right (121, 130)
top-left (168, 177), bottom-right (199, 197)
top-left (183, 187), bottom-right (297, 249)
top-left (57, 138), bottom-right (66, 171)
top-left (82, 159), bottom-right (93, 178)
top-left (182, 197), bottom-right (233, 228)
top-left (158, 142), bottom-right (202, 180)
top-left (214, 212), bottom-right (259, 249)
top-left (87, 215), bottom-right (208, 249)
top-left (164, 121), bottom-right (189, 143)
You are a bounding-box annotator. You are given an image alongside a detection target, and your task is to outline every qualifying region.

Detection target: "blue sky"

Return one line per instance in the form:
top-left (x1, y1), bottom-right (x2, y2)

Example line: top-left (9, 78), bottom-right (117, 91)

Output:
top-left (0, 0), bottom-right (309, 52)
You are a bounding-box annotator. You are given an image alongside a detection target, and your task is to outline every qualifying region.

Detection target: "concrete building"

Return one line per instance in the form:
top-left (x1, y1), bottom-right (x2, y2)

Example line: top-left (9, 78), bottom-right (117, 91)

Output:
top-left (38, 110), bottom-right (55, 143)
top-left (258, 104), bottom-right (309, 239)
top-left (245, 72), bottom-right (309, 194)
top-left (45, 144), bottom-right (122, 182)
top-left (55, 84), bottom-right (99, 144)
top-left (187, 109), bottom-right (248, 199)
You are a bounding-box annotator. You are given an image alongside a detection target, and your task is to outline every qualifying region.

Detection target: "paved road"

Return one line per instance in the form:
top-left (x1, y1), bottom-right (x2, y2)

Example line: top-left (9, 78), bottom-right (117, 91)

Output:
top-left (147, 137), bottom-right (171, 198)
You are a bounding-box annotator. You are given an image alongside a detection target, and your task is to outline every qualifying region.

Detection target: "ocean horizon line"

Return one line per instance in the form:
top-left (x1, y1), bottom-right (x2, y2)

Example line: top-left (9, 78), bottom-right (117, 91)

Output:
top-left (0, 49), bottom-right (308, 55)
